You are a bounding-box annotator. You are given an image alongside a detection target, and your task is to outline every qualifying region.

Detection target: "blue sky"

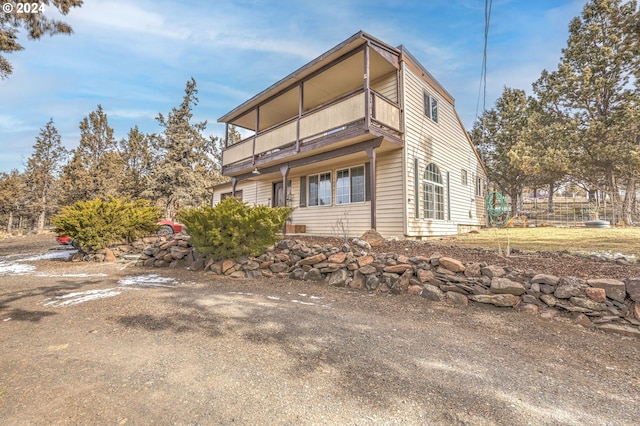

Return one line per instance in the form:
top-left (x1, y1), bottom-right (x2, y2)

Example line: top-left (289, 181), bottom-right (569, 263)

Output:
top-left (0, 0), bottom-right (586, 173)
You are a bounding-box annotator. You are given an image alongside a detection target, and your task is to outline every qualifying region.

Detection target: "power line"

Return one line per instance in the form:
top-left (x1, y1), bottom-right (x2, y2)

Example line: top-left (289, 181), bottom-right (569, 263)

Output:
top-left (475, 0), bottom-right (493, 122)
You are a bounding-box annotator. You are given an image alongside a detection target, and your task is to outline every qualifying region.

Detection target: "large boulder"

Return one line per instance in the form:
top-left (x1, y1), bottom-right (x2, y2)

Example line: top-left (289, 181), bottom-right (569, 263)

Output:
top-left (439, 257), bottom-right (465, 273)
top-left (554, 277), bottom-right (587, 299)
top-left (627, 276), bottom-right (640, 302)
top-left (490, 277), bottom-right (526, 296)
top-left (359, 229), bottom-right (386, 247)
top-left (587, 278), bottom-right (626, 303)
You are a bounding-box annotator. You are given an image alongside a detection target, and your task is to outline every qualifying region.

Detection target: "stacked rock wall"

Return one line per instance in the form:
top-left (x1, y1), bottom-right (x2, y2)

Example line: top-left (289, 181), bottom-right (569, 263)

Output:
top-left (99, 235), bottom-right (640, 338)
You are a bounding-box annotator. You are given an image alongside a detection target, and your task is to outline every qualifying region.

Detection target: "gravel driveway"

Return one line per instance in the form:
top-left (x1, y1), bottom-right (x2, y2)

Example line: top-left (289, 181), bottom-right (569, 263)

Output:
top-left (1, 235), bottom-right (639, 425)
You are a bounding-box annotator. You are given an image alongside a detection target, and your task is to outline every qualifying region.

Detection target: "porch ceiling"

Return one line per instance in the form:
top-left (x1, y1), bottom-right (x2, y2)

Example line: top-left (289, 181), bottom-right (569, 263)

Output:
top-left (222, 32), bottom-right (399, 131)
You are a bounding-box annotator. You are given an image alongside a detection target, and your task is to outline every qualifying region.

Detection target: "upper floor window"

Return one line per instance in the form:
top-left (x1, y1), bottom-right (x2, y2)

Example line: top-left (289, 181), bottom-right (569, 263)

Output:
top-left (336, 166), bottom-right (365, 204)
top-left (461, 169), bottom-right (468, 186)
top-left (308, 172), bottom-right (332, 206)
top-left (475, 176), bottom-right (484, 197)
top-left (423, 91), bottom-right (438, 123)
top-left (424, 163), bottom-right (444, 220)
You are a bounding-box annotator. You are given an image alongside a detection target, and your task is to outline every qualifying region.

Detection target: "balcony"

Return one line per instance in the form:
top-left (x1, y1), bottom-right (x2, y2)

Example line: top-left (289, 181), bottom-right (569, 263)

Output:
top-left (219, 34), bottom-right (404, 177)
top-left (222, 88), bottom-right (401, 175)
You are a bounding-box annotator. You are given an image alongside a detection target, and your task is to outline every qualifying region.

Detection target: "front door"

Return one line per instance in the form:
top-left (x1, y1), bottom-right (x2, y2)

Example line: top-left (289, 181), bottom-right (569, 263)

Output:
top-left (273, 182), bottom-right (285, 207)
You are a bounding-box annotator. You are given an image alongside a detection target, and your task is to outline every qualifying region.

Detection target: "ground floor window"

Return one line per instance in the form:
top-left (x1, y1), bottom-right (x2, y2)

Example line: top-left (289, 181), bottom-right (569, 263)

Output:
top-left (308, 172), bottom-right (332, 206)
top-left (221, 190), bottom-right (243, 201)
top-left (424, 163), bottom-right (444, 220)
top-left (336, 165), bottom-right (365, 204)
top-left (475, 176), bottom-right (483, 197)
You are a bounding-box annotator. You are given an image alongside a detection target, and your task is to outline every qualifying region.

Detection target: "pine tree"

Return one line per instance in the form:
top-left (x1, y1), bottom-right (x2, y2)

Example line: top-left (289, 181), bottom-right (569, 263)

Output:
top-left (0, 169), bottom-right (25, 233)
top-left (471, 87), bottom-right (533, 215)
top-left (0, 0), bottom-right (83, 79)
top-left (23, 119), bottom-right (68, 232)
top-left (146, 78), bottom-right (220, 218)
top-left (533, 0), bottom-right (640, 224)
top-left (118, 126), bottom-right (155, 198)
top-left (60, 105), bottom-right (123, 204)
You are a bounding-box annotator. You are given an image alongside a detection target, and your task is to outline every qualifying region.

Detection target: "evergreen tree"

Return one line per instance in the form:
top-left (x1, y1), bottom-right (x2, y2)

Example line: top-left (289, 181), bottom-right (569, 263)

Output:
top-left (60, 105), bottom-right (123, 204)
top-left (118, 126), bottom-right (155, 198)
top-left (471, 87), bottom-right (533, 215)
top-left (0, 169), bottom-right (25, 233)
top-left (0, 0), bottom-right (83, 79)
top-left (23, 119), bottom-right (68, 232)
top-left (146, 78), bottom-right (220, 218)
top-left (533, 0), bottom-right (640, 224)
top-left (521, 99), bottom-right (572, 212)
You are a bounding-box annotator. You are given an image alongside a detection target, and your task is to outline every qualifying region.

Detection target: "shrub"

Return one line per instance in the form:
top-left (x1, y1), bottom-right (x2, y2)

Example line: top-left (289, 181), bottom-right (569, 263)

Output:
top-left (178, 197), bottom-right (293, 261)
top-left (51, 197), bottom-right (161, 250)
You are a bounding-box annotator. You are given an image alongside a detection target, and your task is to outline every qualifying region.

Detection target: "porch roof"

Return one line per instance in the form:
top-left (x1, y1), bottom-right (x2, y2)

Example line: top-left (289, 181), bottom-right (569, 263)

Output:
top-left (217, 31), bottom-right (398, 124)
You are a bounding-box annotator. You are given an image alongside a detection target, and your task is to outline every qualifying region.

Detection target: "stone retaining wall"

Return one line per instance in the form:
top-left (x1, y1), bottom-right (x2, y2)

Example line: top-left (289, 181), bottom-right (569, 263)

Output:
top-left (88, 235), bottom-right (640, 338)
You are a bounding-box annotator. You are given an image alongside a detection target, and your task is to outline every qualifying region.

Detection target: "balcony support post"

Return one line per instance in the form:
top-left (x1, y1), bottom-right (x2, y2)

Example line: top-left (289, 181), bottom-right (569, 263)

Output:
top-left (297, 83), bottom-right (303, 152)
top-left (253, 108), bottom-right (259, 165)
top-left (364, 42), bottom-right (371, 131)
top-left (225, 123), bottom-right (229, 148)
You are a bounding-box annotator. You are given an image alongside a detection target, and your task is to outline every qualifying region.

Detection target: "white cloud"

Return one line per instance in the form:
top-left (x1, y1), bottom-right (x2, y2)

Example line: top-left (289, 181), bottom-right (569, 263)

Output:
top-left (69, 0), bottom-right (190, 40)
top-left (0, 114), bottom-right (34, 133)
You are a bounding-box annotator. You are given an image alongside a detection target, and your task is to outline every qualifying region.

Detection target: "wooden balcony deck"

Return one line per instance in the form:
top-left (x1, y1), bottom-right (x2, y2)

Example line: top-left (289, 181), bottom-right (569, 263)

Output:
top-left (222, 90), bottom-right (401, 175)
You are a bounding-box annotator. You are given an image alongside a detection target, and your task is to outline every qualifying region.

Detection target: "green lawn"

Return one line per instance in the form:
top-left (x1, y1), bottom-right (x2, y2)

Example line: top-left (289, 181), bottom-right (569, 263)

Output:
top-left (436, 227), bottom-right (640, 258)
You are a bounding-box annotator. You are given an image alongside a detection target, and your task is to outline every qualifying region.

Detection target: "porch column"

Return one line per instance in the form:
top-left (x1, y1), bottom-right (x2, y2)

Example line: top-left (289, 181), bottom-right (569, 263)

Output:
top-left (280, 164), bottom-right (290, 235)
top-left (224, 122), bottom-right (229, 148)
top-left (365, 144), bottom-right (377, 230)
top-left (231, 177), bottom-right (237, 197)
top-left (280, 165), bottom-right (290, 206)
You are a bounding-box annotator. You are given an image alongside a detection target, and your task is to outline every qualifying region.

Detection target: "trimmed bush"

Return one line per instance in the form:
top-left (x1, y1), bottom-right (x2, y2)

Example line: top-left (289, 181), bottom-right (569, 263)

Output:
top-left (178, 197), bottom-right (293, 261)
top-left (52, 197), bottom-right (161, 250)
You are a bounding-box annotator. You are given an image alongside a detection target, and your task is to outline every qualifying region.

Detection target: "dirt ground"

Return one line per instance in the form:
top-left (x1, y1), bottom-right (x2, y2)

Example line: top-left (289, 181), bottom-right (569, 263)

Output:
top-left (1, 234), bottom-right (639, 425)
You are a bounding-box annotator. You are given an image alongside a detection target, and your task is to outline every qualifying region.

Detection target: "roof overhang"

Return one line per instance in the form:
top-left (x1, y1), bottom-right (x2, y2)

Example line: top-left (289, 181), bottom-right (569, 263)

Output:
top-left (218, 31), bottom-right (399, 125)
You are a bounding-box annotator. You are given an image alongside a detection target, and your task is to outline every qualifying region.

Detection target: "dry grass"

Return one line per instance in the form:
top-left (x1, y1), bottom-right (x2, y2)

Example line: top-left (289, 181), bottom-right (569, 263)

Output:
top-left (434, 227), bottom-right (640, 258)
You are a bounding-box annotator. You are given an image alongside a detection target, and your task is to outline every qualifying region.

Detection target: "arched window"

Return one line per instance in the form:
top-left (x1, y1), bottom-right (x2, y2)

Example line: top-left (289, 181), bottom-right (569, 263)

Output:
top-left (423, 163), bottom-right (444, 220)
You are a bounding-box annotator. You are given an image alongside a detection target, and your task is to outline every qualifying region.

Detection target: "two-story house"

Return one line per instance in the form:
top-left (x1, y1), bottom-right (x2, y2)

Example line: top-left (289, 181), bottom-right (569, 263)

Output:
top-left (213, 31), bottom-right (487, 238)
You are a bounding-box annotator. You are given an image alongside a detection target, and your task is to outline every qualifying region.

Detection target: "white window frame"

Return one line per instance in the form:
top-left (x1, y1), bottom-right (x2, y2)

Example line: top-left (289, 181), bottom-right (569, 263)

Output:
top-left (461, 169), bottom-right (468, 186)
top-left (423, 163), bottom-right (445, 220)
top-left (336, 165), bottom-right (365, 205)
top-left (308, 172), bottom-right (332, 207)
top-left (423, 91), bottom-right (438, 123)
top-left (475, 176), bottom-right (483, 197)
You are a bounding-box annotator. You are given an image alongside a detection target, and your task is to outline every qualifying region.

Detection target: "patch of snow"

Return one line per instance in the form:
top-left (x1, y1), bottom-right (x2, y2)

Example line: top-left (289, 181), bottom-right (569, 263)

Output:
top-left (43, 288), bottom-right (122, 307)
top-left (576, 250), bottom-right (637, 261)
top-left (118, 274), bottom-right (177, 287)
top-left (19, 250), bottom-right (77, 262)
top-left (290, 300), bottom-right (315, 306)
top-left (267, 296), bottom-right (281, 300)
top-left (35, 273), bottom-right (108, 278)
top-left (0, 261), bottom-right (36, 276)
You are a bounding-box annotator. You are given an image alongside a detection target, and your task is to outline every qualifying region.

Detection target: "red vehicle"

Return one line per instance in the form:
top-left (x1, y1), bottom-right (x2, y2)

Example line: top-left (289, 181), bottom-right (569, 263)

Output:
top-left (56, 235), bottom-right (73, 245)
top-left (157, 219), bottom-right (183, 235)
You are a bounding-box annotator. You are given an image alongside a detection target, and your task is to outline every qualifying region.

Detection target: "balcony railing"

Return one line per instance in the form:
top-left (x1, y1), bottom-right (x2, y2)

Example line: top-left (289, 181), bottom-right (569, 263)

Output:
top-left (222, 89), bottom-right (401, 168)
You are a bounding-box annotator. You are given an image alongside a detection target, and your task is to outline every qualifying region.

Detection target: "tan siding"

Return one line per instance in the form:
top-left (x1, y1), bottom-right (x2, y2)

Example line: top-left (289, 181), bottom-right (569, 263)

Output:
top-left (375, 149), bottom-right (405, 237)
top-left (281, 150), bottom-right (404, 238)
top-left (402, 65), bottom-right (486, 236)
top-left (371, 72), bottom-right (397, 103)
top-left (299, 93), bottom-right (365, 139)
